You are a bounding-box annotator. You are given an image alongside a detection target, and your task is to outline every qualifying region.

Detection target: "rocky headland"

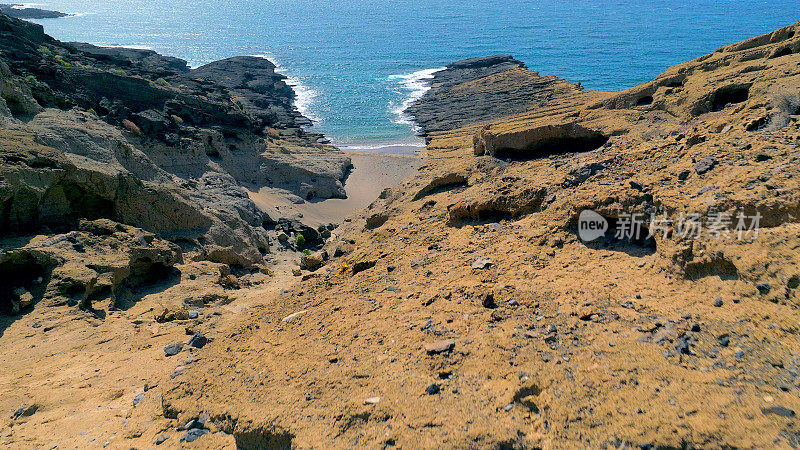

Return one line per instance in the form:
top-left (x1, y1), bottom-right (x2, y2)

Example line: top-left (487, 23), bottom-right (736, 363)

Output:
top-left (0, 4), bottom-right (70, 20)
top-left (2, 12), bottom-right (800, 449)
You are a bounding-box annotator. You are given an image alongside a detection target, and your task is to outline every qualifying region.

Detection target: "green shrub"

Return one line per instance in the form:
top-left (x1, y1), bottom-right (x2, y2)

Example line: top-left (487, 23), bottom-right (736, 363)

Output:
top-left (302, 249), bottom-right (311, 255)
top-left (295, 234), bottom-right (306, 247)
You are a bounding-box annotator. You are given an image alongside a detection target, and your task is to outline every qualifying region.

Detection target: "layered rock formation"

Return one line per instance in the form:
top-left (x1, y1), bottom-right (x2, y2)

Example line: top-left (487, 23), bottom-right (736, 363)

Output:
top-left (155, 21), bottom-right (800, 448)
top-left (0, 13), bottom-right (351, 274)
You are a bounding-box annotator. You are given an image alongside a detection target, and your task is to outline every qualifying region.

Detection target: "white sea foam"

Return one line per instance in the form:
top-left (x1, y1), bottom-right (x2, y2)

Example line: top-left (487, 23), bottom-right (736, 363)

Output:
top-left (387, 67), bottom-right (445, 128)
top-left (99, 43), bottom-right (155, 51)
top-left (250, 53), bottom-right (321, 124)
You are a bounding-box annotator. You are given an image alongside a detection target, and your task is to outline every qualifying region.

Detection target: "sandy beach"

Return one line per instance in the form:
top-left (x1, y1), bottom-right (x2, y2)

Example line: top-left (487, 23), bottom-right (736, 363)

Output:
top-left (248, 150), bottom-right (421, 227)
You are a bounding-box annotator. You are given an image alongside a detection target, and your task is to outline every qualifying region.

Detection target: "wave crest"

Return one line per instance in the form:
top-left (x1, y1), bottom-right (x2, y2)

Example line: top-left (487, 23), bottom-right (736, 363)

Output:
top-left (388, 67), bottom-right (445, 128)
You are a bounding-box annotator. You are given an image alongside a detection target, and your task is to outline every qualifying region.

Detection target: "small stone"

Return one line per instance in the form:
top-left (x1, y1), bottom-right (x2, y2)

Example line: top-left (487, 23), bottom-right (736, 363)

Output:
top-left (300, 252), bottom-right (324, 271)
top-left (691, 323), bottom-right (701, 332)
top-left (133, 393), bottom-right (144, 407)
top-left (154, 435), bottom-right (169, 445)
top-left (282, 310), bottom-right (308, 323)
top-left (482, 291), bottom-right (497, 309)
top-left (181, 429), bottom-right (208, 443)
top-left (188, 333), bottom-right (207, 349)
top-left (762, 405), bottom-right (795, 417)
top-left (425, 383), bottom-right (441, 395)
top-left (471, 258), bottom-right (493, 270)
top-left (756, 282), bottom-right (771, 295)
top-left (508, 299), bottom-right (520, 307)
top-left (364, 397), bottom-right (381, 405)
top-left (487, 223), bottom-right (503, 232)
top-left (676, 335), bottom-right (692, 355)
top-left (718, 335), bottom-right (730, 347)
top-left (547, 324), bottom-right (557, 334)
top-left (164, 343), bottom-right (183, 357)
top-left (713, 297), bottom-right (723, 307)
top-left (695, 157), bottom-right (717, 175)
top-left (678, 170), bottom-right (691, 181)
top-left (503, 403), bottom-right (514, 411)
top-left (188, 311), bottom-right (199, 319)
top-left (351, 260), bottom-right (377, 274)
top-left (12, 404), bottom-right (38, 419)
top-left (424, 339), bottom-right (455, 355)
top-left (387, 264), bottom-right (397, 273)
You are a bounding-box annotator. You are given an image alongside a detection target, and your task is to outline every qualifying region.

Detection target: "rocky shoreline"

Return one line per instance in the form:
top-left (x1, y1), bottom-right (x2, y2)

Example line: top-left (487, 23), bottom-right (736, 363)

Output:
top-left (0, 4), bottom-right (69, 20)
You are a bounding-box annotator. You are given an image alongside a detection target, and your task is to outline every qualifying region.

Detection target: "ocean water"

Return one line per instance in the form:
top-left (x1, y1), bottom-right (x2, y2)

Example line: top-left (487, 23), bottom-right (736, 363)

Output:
top-left (21, 0), bottom-right (799, 150)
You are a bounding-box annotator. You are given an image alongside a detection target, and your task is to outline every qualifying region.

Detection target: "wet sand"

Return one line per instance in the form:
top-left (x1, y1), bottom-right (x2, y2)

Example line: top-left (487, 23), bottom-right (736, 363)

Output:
top-left (248, 151), bottom-right (421, 227)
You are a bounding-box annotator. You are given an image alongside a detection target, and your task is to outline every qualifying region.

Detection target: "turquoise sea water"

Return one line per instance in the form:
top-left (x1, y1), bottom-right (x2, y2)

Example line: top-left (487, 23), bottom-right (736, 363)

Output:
top-left (21, 1), bottom-right (800, 149)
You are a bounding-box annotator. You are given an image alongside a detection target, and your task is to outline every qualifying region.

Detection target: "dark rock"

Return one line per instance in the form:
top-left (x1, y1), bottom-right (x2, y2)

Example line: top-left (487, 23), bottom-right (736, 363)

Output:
top-left (11, 404), bottom-right (38, 419)
top-left (718, 335), bottom-right (730, 347)
top-left (187, 333), bottom-right (207, 349)
top-left (482, 291), bottom-right (497, 309)
top-left (695, 157), bottom-right (717, 175)
top-left (565, 162), bottom-right (607, 186)
top-left (756, 282), bottom-right (771, 295)
top-left (762, 406), bottom-right (795, 417)
top-left (425, 383), bottom-right (441, 395)
top-left (154, 434), bottom-right (169, 445)
top-left (365, 213), bottom-right (389, 229)
top-left (691, 323), bottom-right (701, 332)
top-left (678, 170), bottom-right (691, 181)
top-left (686, 134), bottom-right (707, 147)
top-left (713, 297), bottom-right (724, 307)
top-left (164, 343), bottom-right (183, 357)
top-left (180, 429), bottom-right (208, 443)
top-left (676, 334), bottom-right (693, 355)
top-left (351, 260), bottom-right (377, 275)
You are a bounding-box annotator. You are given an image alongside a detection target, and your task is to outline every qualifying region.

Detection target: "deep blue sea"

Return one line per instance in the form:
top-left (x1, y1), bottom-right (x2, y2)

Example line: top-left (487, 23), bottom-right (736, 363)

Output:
top-left (21, 1), bottom-right (799, 150)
